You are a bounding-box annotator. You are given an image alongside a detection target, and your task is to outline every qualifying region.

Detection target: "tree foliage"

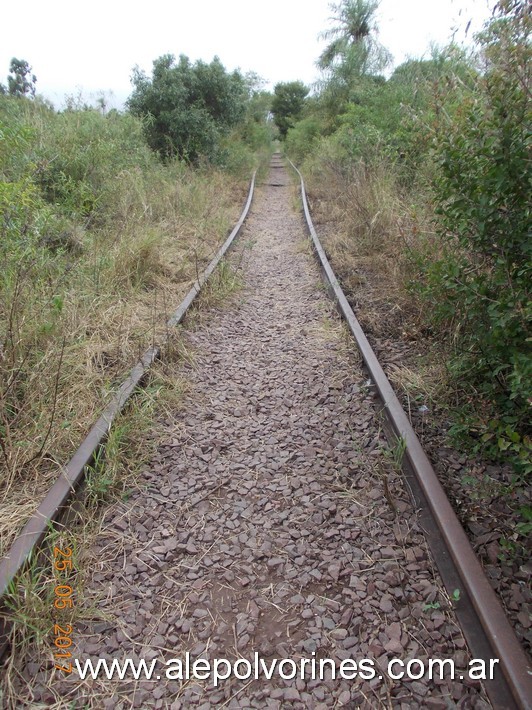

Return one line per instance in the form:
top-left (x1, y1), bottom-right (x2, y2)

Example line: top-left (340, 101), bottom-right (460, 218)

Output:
top-left (318, 0), bottom-right (391, 74)
top-left (423, 0), bottom-right (531, 471)
top-left (315, 0), bottom-right (391, 121)
top-left (127, 54), bottom-right (248, 162)
top-left (271, 81), bottom-right (309, 138)
top-left (7, 58), bottom-right (37, 98)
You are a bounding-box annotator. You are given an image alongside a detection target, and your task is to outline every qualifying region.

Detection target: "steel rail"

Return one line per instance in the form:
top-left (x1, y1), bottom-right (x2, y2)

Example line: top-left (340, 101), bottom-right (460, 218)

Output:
top-left (288, 158), bottom-right (532, 710)
top-left (0, 172), bottom-right (256, 654)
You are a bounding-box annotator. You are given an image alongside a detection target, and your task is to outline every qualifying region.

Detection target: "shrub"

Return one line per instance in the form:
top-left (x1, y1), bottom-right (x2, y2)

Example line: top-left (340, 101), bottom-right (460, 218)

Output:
top-left (285, 117), bottom-right (323, 164)
top-left (127, 54), bottom-right (247, 163)
top-left (35, 107), bottom-right (154, 220)
top-left (0, 92), bottom-right (250, 557)
top-left (419, 0), bottom-right (531, 475)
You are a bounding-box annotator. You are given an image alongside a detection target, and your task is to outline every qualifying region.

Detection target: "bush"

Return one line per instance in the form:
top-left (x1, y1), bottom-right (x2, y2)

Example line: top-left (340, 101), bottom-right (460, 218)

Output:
top-left (419, 0), bottom-right (531, 475)
top-left (215, 135), bottom-right (256, 179)
top-left (127, 54), bottom-right (247, 163)
top-left (36, 107), bottom-right (155, 220)
top-left (285, 117), bottom-right (323, 164)
top-left (0, 92), bottom-right (250, 557)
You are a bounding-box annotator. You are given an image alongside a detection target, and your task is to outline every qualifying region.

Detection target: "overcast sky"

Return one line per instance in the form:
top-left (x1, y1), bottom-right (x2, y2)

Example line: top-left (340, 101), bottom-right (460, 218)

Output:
top-left (0, 0), bottom-right (494, 108)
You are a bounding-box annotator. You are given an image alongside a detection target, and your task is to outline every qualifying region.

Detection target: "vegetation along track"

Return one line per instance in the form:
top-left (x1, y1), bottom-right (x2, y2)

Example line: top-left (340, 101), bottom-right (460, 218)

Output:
top-left (0, 156), bottom-right (530, 708)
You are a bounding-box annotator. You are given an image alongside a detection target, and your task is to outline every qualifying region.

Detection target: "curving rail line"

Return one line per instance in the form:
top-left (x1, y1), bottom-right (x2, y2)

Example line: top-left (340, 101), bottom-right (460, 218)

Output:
top-left (1, 156), bottom-right (530, 709)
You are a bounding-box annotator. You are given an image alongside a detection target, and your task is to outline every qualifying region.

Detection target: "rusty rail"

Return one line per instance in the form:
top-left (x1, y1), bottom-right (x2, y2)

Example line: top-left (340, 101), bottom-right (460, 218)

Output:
top-left (0, 171), bottom-right (256, 654)
top-left (288, 157), bottom-right (531, 710)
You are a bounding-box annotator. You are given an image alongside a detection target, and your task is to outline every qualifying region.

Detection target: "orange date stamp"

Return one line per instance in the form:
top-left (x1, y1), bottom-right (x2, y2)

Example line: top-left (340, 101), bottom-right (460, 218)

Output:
top-left (52, 546), bottom-right (74, 673)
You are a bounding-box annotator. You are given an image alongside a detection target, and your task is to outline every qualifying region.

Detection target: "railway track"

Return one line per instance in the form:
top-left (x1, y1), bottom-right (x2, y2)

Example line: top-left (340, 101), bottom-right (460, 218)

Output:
top-left (0, 155), bottom-right (530, 708)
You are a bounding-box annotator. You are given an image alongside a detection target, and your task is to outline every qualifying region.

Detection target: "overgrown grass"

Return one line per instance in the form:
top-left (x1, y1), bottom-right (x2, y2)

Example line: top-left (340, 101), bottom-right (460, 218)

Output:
top-left (300, 147), bottom-right (436, 342)
top-left (0, 362), bottom-right (178, 707)
top-left (0, 95), bottom-right (262, 557)
top-left (288, 9), bottom-right (531, 566)
top-left (0, 241), bottom-right (251, 709)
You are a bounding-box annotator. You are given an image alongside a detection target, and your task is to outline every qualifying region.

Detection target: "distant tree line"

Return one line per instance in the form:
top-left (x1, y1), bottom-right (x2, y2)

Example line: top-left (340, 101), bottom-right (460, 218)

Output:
top-left (1, 53), bottom-right (275, 167)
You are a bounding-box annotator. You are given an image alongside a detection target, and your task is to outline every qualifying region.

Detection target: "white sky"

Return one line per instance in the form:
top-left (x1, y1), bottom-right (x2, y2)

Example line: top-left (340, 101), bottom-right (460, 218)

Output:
top-left (0, 0), bottom-right (494, 108)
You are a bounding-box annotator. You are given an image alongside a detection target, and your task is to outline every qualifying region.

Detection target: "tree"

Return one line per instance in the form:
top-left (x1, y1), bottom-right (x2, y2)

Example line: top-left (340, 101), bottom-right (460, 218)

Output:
top-left (315, 1), bottom-right (391, 121)
top-left (271, 81), bottom-right (309, 138)
top-left (7, 58), bottom-right (37, 97)
top-left (127, 54), bottom-right (247, 162)
top-left (318, 0), bottom-right (390, 74)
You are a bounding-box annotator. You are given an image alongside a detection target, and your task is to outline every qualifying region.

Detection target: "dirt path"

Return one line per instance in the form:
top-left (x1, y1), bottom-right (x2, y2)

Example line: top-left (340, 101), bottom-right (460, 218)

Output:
top-left (37, 164), bottom-right (490, 708)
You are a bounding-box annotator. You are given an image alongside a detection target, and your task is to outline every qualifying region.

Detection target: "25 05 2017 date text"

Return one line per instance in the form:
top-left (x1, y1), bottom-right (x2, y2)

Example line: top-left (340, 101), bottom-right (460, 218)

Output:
top-left (52, 546), bottom-right (74, 674)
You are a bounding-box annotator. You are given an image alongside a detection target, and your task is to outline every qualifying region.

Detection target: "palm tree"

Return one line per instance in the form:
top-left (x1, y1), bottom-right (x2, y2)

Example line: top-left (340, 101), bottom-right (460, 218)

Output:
top-left (318, 0), bottom-right (390, 75)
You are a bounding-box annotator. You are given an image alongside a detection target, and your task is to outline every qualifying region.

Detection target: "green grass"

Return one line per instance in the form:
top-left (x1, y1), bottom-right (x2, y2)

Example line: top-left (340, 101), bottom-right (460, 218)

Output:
top-left (0, 94), bottom-right (269, 559)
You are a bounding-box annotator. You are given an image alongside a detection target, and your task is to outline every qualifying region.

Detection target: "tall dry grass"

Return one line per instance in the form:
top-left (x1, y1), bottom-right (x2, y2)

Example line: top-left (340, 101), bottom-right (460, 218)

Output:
top-left (0, 149), bottom-right (248, 557)
top-left (300, 153), bottom-right (438, 341)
